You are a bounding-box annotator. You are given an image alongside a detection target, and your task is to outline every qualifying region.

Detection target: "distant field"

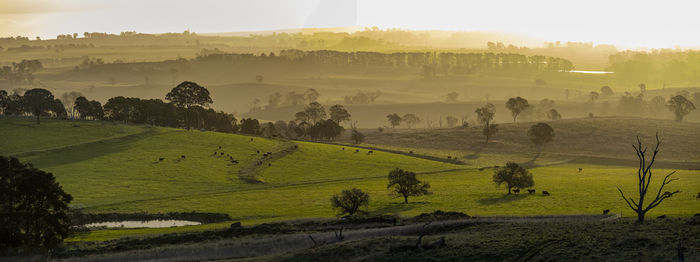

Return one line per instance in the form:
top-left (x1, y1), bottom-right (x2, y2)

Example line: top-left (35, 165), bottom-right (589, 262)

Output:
top-left (1, 118), bottom-right (698, 243)
top-left (343, 117), bottom-right (700, 164)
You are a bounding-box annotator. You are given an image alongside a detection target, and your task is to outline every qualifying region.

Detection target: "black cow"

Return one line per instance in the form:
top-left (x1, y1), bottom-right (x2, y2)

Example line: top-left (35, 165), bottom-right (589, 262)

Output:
top-left (180, 155), bottom-right (186, 159)
top-left (603, 209), bottom-right (610, 214)
top-left (527, 189), bottom-right (535, 195)
top-left (158, 157), bottom-right (165, 161)
top-left (542, 191), bottom-right (550, 196)
top-left (367, 150), bottom-right (374, 155)
top-left (355, 149), bottom-right (359, 153)
top-left (512, 189), bottom-right (520, 194)
top-left (578, 168), bottom-right (582, 172)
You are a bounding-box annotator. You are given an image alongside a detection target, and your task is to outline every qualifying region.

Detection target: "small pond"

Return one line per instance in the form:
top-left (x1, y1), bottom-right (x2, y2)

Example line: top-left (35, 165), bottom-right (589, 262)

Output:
top-left (84, 220), bottom-right (201, 228)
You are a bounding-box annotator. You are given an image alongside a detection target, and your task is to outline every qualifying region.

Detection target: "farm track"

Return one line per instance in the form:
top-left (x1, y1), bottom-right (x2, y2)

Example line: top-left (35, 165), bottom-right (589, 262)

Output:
top-left (60, 214), bottom-right (620, 262)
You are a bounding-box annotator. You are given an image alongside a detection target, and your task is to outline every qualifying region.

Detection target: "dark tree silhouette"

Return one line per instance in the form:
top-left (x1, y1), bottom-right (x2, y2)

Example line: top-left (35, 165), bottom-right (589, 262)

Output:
top-left (303, 102), bottom-right (326, 124)
top-left (239, 118), bottom-right (261, 135)
top-left (667, 95), bottom-right (695, 121)
top-left (23, 88), bottom-right (54, 124)
top-left (0, 156), bottom-right (73, 249)
top-left (386, 113), bottom-right (401, 129)
top-left (493, 162), bottom-right (534, 194)
top-left (589, 91), bottom-right (599, 103)
top-left (351, 126), bottom-right (365, 144)
top-left (165, 81), bottom-right (213, 129)
top-left (505, 97), bottom-right (529, 122)
top-left (402, 113), bottom-right (421, 129)
top-left (528, 123), bottom-right (555, 153)
top-left (476, 103), bottom-right (496, 143)
top-left (600, 86), bottom-right (614, 97)
top-left (617, 134), bottom-right (679, 224)
top-left (329, 104), bottom-right (351, 123)
top-left (330, 188), bottom-right (370, 216)
top-left (387, 168), bottom-right (431, 203)
top-left (546, 109), bottom-right (561, 120)
top-left (0, 90), bottom-right (8, 115)
top-left (445, 92), bottom-right (459, 103)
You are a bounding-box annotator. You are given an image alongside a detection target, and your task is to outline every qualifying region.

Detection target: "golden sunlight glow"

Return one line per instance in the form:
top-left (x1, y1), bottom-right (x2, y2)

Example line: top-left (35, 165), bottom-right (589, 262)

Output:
top-left (1, 0), bottom-right (699, 49)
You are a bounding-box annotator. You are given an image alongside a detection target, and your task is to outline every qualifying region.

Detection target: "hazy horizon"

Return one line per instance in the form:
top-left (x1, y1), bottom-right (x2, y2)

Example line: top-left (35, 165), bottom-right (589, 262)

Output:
top-left (2, 0), bottom-right (700, 49)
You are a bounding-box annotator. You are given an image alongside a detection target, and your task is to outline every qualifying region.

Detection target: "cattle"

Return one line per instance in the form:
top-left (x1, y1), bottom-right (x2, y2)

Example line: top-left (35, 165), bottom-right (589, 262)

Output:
top-left (447, 156), bottom-right (452, 159)
top-left (355, 149), bottom-right (359, 153)
top-left (250, 138), bottom-right (254, 142)
top-left (697, 192), bottom-right (700, 199)
top-left (220, 152), bottom-right (224, 156)
top-left (512, 189), bottom-right (520, 194)
top-left (527, 189), bottom-right (535, 195)
top-left (218, 146), bottom-right (222, 149)
top-left (256, 150), bottom-right (260, 154)
top-left (542, 191), bottom-right (550, 196)
top-left (229, 156), bottom-right (233, 160)
top-left (409, 151), bottom-right (414, 154)
top-left (213, 151), bottom-right (217, 155)
top-left (158, 157), bottom-right (165, 161)
top-left (578, 168), bottom-right (582, 172)
top-left (342, 147), bottom-right (345, 151)
top-left (268, 163), bottom-right (271, 167)
top-left (180, 155), bottom-right (186, 159)
top-left (603, 209), bottom-right (610, 214)
top-left (267, 152), bottom-right (272, 155)
top-left (367, 150), bottom-right (374, 155)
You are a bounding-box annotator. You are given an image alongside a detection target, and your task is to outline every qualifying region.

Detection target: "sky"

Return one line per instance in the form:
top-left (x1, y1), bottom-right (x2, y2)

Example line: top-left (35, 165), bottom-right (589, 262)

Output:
top-left (1, 0), bottom-right (699, 49)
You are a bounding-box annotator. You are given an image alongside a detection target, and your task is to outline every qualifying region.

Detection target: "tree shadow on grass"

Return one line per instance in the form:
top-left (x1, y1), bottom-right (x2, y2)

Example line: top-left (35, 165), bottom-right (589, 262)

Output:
top-left (477, 194), bottom-right (527, 205)
top-left (371, 201), bottom-right (430, 215)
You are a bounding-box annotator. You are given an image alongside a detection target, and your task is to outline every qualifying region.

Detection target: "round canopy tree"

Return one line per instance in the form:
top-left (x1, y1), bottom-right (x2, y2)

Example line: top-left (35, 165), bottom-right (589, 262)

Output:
top-left (387, 168), bottom-right (431, 203)
top-left (330, 188), bottom-right (370, 216)
top-left (165, 81), bottom-right (213, 129)
top-left (0, 156), bottom-right (73, 249)
top-left (23, 88), bottom-right (54, 124)
top-left (528, 123), bottom-right (555, 152)
top-left (505, 97), bottom-right (529, 122)
top-left (667, 95), bottom-right (696, 121)
top-left (493, 162), bottom-right (534, 194)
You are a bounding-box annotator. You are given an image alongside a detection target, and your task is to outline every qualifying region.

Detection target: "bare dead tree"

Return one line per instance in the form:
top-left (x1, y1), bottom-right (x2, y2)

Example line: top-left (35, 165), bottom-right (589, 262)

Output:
top-left (617, 133), bottom-right (680, 224)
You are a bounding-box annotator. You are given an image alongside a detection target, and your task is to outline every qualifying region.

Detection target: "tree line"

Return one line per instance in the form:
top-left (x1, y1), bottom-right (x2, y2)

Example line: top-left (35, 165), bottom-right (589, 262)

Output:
top-left (196, 49), bottom-right (575, 74)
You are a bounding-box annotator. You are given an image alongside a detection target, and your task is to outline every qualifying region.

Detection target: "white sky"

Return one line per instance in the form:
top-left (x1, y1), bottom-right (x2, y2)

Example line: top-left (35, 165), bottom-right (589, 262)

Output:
top-left (1, 0), bottom-right (699, 49)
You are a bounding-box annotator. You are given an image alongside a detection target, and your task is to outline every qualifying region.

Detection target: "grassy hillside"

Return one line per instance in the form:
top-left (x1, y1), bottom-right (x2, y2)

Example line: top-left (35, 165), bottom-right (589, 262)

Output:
top-left (345, 117), bottom-right (700, 165)
top-left (2, 118), bottom-right (698, 243)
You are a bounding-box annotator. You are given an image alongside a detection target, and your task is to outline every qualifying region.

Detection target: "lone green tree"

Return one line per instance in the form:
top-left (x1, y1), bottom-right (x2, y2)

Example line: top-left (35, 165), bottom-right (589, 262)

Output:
top-left (330, 188), bottom-right (370, 216)
top-left (505, 97), bottom-right (529, 122)
top-left (387, 168), bottom-right (431, 203)
top-left (475, 103), bottom-right (496, 143)
top-left (528, 123), bottom-right (555, 153)
top-left (23, 88), bottom-right (55, 124)
top-left (0, 156), bottom-right (73, 249)
top-left (617, 134), bottom-right (679, 224)
top-left (165, 81), bottom-right (213, 129)
top-left (667, 95), bottom-right (695, 121)
top-left (386, 113), bottom-right (401, 129)
top-left (493, 162), bottom-right (534, 194)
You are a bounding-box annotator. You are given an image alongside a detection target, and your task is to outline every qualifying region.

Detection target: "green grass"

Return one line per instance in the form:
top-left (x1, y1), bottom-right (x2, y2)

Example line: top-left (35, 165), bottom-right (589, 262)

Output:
top-left (2, 118), bottom-right (698, 243)
top-left (0, 117), bottom-right (149, 155)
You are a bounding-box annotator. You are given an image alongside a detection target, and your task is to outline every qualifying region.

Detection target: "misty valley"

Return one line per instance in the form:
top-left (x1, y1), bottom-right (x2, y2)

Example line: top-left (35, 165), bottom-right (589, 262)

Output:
top-left (1, 3), bottom-right (699, 261)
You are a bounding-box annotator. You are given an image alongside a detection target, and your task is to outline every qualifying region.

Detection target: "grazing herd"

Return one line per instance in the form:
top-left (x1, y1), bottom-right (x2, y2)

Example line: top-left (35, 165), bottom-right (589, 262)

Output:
top-left (511, 188), bottom-right (549, 196)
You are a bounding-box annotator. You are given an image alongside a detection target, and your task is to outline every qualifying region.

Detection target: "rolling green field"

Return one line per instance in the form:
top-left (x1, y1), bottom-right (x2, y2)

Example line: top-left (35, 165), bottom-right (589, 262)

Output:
top-left (1, 117), bottom-right (699, 243)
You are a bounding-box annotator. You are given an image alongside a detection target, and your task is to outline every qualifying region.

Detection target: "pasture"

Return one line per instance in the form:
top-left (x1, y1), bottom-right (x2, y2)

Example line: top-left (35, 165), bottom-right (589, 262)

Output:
top-left (1, 117), bottom-right (698, 243)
